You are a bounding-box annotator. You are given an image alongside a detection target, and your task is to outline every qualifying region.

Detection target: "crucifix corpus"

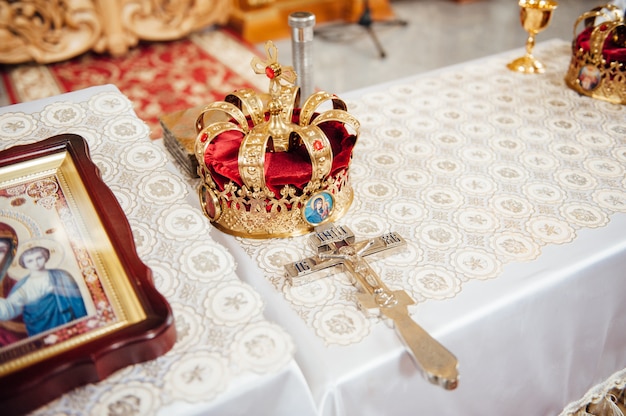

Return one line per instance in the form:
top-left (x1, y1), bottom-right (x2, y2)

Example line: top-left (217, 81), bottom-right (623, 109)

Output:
top-left (285, 223), bottom-right (459, 390)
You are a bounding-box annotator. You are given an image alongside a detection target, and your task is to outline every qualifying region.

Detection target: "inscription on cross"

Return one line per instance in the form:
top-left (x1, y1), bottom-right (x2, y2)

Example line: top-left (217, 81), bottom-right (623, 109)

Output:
top-left (285, 223), bottom-right (459, 390)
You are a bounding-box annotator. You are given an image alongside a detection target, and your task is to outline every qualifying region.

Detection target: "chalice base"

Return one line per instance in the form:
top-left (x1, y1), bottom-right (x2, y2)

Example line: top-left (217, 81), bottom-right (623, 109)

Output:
top-left (507, 55), bottom-right (545, 74)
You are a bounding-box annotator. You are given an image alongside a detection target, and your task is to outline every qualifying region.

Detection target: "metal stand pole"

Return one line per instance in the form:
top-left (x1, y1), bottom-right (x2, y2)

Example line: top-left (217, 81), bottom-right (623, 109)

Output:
top-left (288, 12), bottom-right (316, 101)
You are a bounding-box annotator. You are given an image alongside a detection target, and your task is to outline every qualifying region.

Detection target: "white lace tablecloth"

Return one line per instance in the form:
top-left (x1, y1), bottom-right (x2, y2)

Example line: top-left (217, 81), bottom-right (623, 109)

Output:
top-left (0, 85), bottom-right (316, 416)
top-left (221, 39), bottom-right (626, 415)
top-left (2, 38), bottom-right (625, 416)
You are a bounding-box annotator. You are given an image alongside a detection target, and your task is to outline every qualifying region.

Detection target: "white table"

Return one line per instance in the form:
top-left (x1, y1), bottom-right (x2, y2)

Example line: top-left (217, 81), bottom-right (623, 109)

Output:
top-left (219, 39), bottom-right (626, 416)
top-left (1, 39), bottom-right (625, 415)
top-left (0, 85), bottom-right (317, 416)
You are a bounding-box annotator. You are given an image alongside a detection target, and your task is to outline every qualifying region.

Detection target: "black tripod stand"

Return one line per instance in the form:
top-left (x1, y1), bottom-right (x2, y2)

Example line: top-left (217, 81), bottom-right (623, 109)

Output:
top-left (314, 0), bottom-right (408, 58)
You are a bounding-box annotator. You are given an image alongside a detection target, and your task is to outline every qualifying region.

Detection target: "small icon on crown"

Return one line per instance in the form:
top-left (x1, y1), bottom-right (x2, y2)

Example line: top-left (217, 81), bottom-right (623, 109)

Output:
top-left (194, 41), bottom-right (360, 238)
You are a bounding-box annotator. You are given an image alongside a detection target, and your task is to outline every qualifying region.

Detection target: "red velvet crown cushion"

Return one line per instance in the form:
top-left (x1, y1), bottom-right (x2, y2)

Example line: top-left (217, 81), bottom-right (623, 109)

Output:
top-left (576, 26), bottom-right (626, 62)
top-left (203, 111), bottom-right (357, 195)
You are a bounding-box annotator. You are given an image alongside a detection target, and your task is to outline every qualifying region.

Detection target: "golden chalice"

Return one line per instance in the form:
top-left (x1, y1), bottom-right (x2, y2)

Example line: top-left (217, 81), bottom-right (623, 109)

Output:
top-left (507, 0), bottom-right (558, 74)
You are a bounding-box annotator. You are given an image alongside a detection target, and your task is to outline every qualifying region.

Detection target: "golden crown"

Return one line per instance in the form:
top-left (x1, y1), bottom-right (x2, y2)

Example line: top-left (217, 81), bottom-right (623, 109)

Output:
top-left (564, 4), bottom-right (626, 105)
top-left (194, 41), bottom-right (360, 238)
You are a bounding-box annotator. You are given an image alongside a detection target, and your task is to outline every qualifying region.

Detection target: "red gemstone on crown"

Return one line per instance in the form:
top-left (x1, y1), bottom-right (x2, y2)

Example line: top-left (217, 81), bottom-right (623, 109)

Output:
top-left (313, 140), bottom-right (324, 151)
top-left (200, 132), bottom-right (208, 142)
top-left (265, 66), bottom-right (276, 79)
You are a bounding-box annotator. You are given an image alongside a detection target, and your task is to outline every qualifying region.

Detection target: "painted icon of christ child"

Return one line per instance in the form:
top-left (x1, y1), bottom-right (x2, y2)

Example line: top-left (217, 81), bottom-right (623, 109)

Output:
top-left (0, 246), bottom-right (87, 337)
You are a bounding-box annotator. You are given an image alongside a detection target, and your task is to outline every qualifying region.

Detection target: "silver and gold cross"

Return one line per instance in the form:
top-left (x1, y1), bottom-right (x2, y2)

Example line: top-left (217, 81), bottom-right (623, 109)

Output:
top-left (284, 223), bottom-right (459, 390)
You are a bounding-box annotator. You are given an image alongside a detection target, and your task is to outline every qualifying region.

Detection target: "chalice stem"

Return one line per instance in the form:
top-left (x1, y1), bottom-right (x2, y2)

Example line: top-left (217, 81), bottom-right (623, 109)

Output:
top-left (525, 32), bottom-right (536, 58)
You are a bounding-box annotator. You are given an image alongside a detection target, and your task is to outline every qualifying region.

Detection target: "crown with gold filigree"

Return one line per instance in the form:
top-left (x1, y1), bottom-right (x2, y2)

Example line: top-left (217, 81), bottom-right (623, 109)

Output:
top-left (564, 4), bottom-right (626, 105)
top-left (194, 41), bottom-right (360, 238)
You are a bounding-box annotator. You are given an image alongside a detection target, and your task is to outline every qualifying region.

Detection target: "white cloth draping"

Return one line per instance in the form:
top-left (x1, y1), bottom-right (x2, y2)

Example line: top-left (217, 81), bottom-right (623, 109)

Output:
top-left (226, 39), bottom-right (626, 416)
top-left (0, 85), bottom-right (316, 416)
top-left (1, 38), bottom-right (625, 415)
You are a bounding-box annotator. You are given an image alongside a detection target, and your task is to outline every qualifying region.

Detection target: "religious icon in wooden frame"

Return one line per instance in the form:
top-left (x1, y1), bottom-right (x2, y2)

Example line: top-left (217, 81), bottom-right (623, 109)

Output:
top-left (0, 134), bottom-right (176, 415)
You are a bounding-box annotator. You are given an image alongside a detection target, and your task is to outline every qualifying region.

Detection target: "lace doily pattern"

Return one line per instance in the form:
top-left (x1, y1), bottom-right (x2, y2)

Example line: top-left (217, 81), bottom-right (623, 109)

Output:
top-left (559, 369), bottom-right (626, 416)
top-left (0, 88), bottom-right (294, 414)
top-left (240, 40), bottom-right (626, 346)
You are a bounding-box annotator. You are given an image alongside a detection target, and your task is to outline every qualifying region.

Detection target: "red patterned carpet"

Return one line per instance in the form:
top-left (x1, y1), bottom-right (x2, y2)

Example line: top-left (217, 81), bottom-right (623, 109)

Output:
top-left (0, 28), bottom-right (264, 138)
